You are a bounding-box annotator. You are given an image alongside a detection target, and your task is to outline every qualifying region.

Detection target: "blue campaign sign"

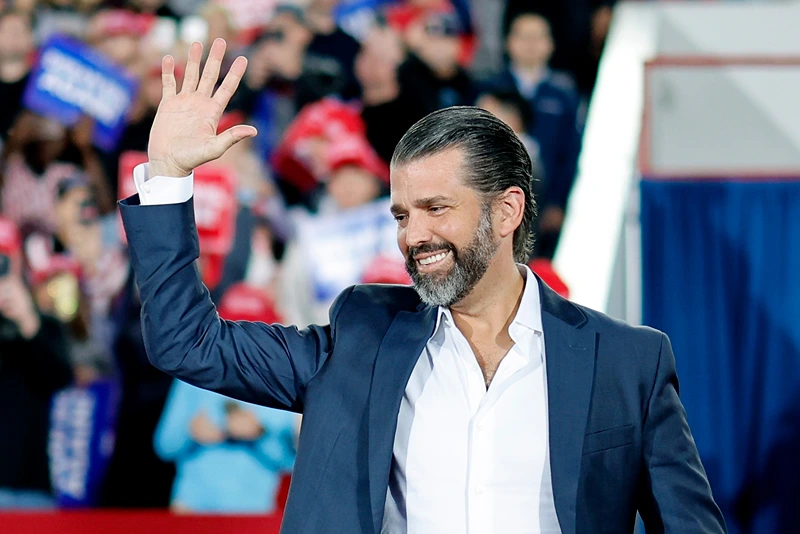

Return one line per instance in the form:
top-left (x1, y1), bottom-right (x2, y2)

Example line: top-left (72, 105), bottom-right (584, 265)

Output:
top-left (23, 35), bottom-right (138, 151)
top-left (49, 380), bottom-right (120, 508)
top-left (334, 0), bottom-right (398, 41)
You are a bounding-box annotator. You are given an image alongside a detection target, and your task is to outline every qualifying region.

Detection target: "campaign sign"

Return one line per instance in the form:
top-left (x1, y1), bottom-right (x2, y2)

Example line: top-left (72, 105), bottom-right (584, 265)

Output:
top-left (298, 198), bottom-right (401, 303)
top-left (117, 151), bottom-right (237, 255)
top-left (23, 35), bottom-right (138, 151)
top-left (49, 380), bottom-right (120, 508)
top-left (194, 168), bottom-right (237, 255)
top-left (334, 0), bottom-right (398, 41)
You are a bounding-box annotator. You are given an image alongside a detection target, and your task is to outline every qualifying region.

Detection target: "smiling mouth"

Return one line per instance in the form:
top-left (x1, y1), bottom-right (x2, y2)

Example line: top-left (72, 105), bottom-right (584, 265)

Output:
top-left (416, 250), bottom-right (450, 267)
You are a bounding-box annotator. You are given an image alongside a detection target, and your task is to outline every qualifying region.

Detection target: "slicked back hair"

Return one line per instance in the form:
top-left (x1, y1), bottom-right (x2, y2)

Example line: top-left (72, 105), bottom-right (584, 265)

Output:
top-left (391, 106), bottom-right (536, 263)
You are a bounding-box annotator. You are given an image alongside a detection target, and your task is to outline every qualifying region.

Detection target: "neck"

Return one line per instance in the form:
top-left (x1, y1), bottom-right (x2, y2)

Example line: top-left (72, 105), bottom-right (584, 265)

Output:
top-left (449, 257), bottom-right (525, 336)
top-left (512, 62), bottom-right (546, 79)
top-left (0, 60), bottom-right (29, 83)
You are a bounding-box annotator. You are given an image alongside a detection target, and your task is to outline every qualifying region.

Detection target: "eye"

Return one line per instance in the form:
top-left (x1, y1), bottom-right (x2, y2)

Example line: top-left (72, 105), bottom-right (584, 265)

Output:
top-left (428, 206), bottom-right (446, 214)
top-left (393, 214), bottom-right (407, 225)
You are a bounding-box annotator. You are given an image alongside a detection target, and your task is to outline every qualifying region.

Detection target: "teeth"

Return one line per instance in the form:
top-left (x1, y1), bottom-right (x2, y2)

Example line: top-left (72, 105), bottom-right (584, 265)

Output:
top-left (419, 252), bottom-right (448, 265)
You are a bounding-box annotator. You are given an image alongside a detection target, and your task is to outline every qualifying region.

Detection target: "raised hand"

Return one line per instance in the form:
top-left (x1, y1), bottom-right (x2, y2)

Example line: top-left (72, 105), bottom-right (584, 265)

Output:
top-left (148, 39), bottom-right (257, 178)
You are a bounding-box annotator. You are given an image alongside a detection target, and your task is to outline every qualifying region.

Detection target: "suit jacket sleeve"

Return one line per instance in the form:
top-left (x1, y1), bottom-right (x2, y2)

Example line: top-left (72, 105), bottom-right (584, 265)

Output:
top-left (119, 195), bottom-right (352, 412)
top-left (639, 333), bottom-right (727, 533)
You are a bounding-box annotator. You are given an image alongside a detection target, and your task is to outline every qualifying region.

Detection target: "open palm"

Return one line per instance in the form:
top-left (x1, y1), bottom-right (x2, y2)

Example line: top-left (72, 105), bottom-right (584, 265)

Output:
top-left (148, 39), bottom-right (257, 178)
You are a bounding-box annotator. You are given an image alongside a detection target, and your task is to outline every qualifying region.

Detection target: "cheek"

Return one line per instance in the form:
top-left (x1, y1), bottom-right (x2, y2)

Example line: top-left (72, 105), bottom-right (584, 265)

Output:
top-left (431, 217), bottom-right (461, 246)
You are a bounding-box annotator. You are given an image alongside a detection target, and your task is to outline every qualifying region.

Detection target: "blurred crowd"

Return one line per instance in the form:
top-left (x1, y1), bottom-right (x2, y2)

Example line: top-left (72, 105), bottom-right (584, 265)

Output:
top-left (0, 0), bottom-right (608, 515)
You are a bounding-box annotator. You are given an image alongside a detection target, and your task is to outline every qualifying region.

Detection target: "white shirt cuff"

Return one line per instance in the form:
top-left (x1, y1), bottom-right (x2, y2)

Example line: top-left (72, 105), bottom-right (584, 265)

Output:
top-left (133, 163), bottom-right (194, 205)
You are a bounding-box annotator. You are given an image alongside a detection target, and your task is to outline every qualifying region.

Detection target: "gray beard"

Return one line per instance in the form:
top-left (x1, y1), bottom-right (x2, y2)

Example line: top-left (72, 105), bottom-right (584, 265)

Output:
top-left (408, 210), bottom-right (498, 308)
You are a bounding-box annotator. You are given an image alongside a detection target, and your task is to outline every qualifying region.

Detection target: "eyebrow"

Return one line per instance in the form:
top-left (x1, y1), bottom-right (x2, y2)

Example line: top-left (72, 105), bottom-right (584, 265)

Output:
top-left (390, 196), bottom-right (454, 215)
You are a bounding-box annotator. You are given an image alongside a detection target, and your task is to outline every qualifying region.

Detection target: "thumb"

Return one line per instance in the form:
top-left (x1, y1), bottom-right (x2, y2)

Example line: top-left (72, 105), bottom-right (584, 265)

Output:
top-left (208, 124), bottom-right (258, 158)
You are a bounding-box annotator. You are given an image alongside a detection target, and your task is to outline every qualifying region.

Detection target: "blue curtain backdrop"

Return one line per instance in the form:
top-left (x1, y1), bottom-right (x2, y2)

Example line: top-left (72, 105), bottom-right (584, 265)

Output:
top-left (640, 179), bottom-right (800, 534)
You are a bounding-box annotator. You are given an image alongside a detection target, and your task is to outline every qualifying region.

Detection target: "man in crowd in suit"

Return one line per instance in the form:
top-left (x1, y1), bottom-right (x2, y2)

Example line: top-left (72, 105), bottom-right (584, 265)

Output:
top-left (119, 39), bottom-right (726, 533)
top-left (489, 11), bottom-right (583, 259)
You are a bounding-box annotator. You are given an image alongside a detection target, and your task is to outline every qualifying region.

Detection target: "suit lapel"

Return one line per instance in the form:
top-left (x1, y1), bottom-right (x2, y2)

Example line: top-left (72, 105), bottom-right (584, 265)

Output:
top-left (540, 280), bottom-right (597, 534)
top-left (367, 305), bottom-right (437, 533)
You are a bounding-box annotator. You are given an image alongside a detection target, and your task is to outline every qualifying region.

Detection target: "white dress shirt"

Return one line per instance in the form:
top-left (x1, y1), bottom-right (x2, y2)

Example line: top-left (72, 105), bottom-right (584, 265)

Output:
top-left (132, 163), bottom-right (193, 205)
top-left (383, 267), bottom-right (562, 534)
top-left (133, 167), bottom-right (562, 533)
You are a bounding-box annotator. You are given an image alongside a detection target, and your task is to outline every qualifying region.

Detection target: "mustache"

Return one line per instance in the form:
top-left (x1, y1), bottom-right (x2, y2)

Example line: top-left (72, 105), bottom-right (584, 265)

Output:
top-left (407, 241), bottom-right (456, 260)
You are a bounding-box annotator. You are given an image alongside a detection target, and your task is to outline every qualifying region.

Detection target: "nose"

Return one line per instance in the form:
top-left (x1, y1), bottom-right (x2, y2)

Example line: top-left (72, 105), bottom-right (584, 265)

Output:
top-left (403, 214), bottom-right (432, 251)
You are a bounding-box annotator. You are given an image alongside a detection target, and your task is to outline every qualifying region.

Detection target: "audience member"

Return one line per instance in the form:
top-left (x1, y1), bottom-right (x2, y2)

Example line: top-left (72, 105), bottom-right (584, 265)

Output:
top-left (271, 97), bottom-right (367, 206)
top-left (51, 180), bottom-right (129, 355)
top-left (85, 9), bottom-right (155, 73)
top-left (385, 0), bottom-right (475, 66)
top-left (490, 11), bottom-right (582, 258)
top-left (154, 378), bottom-right (297, 513)
top-left (303, 0), bottom-right (361, 102)
top-left (475, 88), bottom-right (542, 180)
top-left (277, 135), bottom-right (396, 326)
top-left (236, 6), bottom-right (313, 165)
top-left (0, 216), bottom-right (73, 509)
top-left (1, 113), bottom-right (84, 234)
top-left (356, 25), bottom-right (418, 163)
top-left (27, 252), bottom-right (111, 385)
top-left (398, 10), bottom-right (478, 119)
top-left (503, 0), bottom-right (617, 98)
top-left (0, 10), bottom-right (34, 144)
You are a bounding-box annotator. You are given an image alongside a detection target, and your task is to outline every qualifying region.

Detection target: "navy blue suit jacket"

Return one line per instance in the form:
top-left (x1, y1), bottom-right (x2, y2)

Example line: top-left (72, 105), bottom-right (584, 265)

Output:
top-left (120, 197), bottom-right (726, 534)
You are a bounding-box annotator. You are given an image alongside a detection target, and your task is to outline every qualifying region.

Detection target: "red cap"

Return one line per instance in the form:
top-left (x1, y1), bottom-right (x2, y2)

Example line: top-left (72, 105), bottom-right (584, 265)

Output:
top-left (361, 255), bottom-right (412, 285)
top-left (218, 283), bottom-right (284, 324)
top-left (29, 254), bottom-right (82, 286)
top-left (327, 135), bottom-right (390, 184)
top-left (528, 258), bottom-right (569, 298)
top-left (272, 98), bottom-right (367, 194)
top-left (0, 217), bottom-right (21, 257)
top-left (93, 10), bottom-right (155, 39)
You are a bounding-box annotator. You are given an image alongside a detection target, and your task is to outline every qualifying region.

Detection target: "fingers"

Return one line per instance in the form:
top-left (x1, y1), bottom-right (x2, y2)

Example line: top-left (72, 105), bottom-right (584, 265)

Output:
top-left (161, 55), bottom-right (176, 97)
top-left (197, 38), bottom-right (226, 97)
top-left (208, 124), bottom-right (258, 160)
top-left (212, 55), bottom-right (248, 111)
top-left (180, 42), bottom-right (203, 93)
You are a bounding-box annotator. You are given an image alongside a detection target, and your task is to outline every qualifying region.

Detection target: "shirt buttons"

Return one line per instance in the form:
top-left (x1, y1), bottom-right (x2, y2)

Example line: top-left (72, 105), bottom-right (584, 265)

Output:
top-left (475, 486), bottom-right (485, 495)
top-left (142, 184), bottom-right (151, 194)
top-left (476, 421), bottom-right (485, 431)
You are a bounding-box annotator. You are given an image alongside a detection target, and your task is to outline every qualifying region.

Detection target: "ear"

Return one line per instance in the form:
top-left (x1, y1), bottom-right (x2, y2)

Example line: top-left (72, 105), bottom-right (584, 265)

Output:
top-left (495, 186), bottom-right (525, 239)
